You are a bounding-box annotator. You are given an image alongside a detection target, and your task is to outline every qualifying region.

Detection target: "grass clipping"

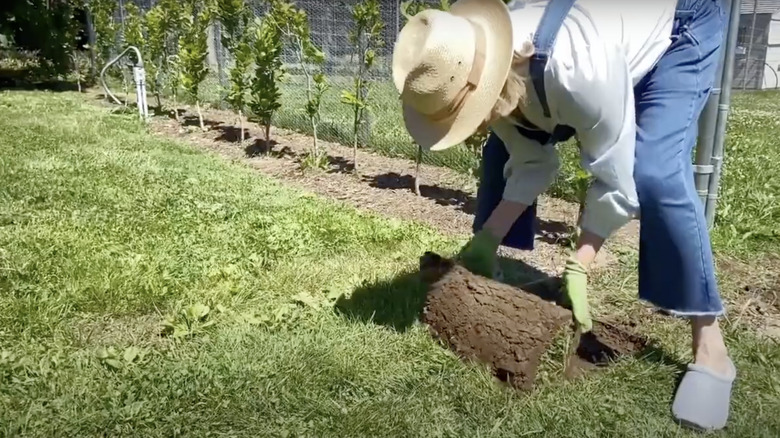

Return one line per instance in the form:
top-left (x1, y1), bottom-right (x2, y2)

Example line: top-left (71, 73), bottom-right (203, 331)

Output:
top-left (419, 252), bottom-right (647, 391)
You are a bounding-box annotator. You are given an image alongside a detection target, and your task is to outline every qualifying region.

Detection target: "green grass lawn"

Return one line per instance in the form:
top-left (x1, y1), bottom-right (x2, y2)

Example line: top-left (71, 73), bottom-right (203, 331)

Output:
top-left (1, 90), bottom-right (778, 437)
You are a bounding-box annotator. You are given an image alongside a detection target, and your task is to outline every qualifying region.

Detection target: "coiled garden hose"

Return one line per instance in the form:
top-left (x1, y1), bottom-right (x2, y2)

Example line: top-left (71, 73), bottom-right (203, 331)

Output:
top-left (100, 46), bottom-right (149, 121)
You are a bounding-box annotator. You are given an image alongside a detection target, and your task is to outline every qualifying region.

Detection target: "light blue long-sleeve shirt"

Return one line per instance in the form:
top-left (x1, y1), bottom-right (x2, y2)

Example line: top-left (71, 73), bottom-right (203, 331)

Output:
top-left (495, 0), bottom-right (678, 239)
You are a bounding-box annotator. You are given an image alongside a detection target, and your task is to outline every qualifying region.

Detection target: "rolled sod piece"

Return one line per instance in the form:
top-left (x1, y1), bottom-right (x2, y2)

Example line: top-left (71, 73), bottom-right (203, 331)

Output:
top-left (419, 252), bottom-right (647, 391)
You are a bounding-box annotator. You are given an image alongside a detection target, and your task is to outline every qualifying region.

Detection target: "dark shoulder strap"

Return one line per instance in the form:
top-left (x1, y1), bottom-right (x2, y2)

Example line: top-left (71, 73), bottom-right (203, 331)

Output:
top-left (529, 0), bottom-right (576, 119)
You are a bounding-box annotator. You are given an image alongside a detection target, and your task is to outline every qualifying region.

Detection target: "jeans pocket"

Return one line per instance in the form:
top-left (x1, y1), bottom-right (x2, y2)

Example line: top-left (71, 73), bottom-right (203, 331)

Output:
top-left (681, 26), bottom-right (701, 46)
top-left (675, 1), bottom-right (724, 50)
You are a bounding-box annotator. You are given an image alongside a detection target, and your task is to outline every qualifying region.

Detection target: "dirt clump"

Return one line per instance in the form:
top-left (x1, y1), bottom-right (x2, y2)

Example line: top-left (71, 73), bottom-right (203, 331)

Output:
top-left (419, 252), bottom-right (648, 391)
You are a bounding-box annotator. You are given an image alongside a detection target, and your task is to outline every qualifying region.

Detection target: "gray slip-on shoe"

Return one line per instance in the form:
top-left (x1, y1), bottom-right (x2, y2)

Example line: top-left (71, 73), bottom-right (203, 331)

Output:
top-left (672, 357), bottom-right (737, 431)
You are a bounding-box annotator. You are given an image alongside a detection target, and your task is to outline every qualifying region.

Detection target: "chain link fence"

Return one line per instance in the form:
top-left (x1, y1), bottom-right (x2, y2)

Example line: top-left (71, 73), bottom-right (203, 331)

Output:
top-left (114, 0), bottom-right (779, 176)
top-left (117, 0), bottom-right (478, 173)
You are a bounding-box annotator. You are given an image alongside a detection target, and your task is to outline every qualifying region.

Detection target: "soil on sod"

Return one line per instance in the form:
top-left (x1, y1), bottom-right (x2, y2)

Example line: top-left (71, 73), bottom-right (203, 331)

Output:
top-left (419, 253), bottom-right (648, 390)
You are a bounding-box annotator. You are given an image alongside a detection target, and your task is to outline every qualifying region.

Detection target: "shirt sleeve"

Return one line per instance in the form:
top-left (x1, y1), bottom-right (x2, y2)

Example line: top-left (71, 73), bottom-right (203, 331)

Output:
top-left (492, 118), bottom-right (560, 206)
top-left (548, 42), bottom-right (640, 240)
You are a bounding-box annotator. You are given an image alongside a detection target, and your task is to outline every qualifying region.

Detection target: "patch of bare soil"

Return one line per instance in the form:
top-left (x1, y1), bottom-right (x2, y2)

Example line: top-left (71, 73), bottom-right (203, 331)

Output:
top-left (419, 253), bottom-right (647, 391)
top-left (109, 95), bottom-right (638, 276)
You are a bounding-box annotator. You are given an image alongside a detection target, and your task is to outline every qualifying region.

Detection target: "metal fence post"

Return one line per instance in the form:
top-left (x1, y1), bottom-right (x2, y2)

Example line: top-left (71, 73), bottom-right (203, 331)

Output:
top-left (705, 0), bottom-right (742, 228)
top-left (693, 7), bottom-right (728, 207)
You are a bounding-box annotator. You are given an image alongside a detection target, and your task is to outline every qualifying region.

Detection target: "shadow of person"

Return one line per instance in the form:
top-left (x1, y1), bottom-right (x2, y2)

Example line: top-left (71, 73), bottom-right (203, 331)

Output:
top-left (334, 252), bottom-right (558, 333)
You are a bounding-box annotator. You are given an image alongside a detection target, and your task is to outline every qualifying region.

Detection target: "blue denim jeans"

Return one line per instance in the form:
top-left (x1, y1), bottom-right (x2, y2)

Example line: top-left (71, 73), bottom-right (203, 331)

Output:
top-left (474, 0), bottom-right (726, 315)
top-left (634, 0), bottom-right (725, 315)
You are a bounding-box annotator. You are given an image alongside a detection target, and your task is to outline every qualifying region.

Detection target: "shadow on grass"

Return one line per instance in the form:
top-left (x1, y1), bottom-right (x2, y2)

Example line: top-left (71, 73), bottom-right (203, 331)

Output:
top-left (0, 71), bottom-right (82, 92)
top-left (335, 254), bottom-right (554, 333)
top-left (336, 251), bottom-right (687, 373)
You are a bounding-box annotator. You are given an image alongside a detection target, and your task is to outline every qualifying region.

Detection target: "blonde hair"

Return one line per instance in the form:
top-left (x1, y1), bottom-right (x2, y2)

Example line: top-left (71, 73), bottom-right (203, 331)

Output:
top-left (481, 41), bottom-right (535, 129)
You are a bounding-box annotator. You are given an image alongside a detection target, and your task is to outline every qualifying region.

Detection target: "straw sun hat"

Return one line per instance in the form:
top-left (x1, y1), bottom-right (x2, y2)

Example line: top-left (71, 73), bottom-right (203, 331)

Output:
top-left (392, 0), bottom-right (514, 151)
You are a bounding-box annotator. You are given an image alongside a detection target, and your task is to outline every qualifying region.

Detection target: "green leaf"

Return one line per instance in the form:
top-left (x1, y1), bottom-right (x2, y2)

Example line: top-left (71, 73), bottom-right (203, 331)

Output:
top-left (172, 324), bottom-right (190, 339)
top-left (123, 346), bottom-right (141, 363)
top-left (292, 292), bottom-right (320, 309)
top-left (340, 90), bottom-right (359, 105)
top-left (104, 359), bottom-right (123, 370)
top-left (186, 303), bottom-right (210, 321)
top-left (95, 347), bottom-right (110, 360)
top-left (326, 287), bottom-right (343, 302)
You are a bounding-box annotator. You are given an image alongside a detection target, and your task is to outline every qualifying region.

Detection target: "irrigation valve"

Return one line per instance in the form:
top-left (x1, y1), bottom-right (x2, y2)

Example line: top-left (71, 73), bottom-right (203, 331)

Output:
top-left (132, 66), bottom-right (150, 121)
top-left (99, 46), bottom-right (150, 122)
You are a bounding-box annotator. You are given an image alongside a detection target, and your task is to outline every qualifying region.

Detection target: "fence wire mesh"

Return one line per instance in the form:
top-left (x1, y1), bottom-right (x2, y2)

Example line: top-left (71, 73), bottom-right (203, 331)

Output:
top-left (116, 0), bottom-right (779, 176)
top-left (118, 0), bottom-right (480, 173)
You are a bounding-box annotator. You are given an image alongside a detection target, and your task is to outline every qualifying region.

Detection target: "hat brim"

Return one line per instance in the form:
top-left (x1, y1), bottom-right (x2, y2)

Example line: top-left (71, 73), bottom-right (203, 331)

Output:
top-left (401, 0), bottom-right (514, 152)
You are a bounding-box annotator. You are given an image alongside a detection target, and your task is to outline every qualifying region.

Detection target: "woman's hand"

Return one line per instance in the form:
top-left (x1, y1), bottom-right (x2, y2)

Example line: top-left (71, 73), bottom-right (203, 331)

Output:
top-left (562, 255), bottom-right (592, 332)
top-left (563, 229), bottom-right (604, 333)
top-left (457, 229), bottom-right (501, 278)
top-left (458, 199), bottom-right (529, 278)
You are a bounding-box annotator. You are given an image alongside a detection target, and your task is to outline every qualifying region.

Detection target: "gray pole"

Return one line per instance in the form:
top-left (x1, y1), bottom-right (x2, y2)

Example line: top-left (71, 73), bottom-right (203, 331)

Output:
top-left (693, 10), bottom-right (729, 205)
top-left (705, 0), bottom-right (742, 228)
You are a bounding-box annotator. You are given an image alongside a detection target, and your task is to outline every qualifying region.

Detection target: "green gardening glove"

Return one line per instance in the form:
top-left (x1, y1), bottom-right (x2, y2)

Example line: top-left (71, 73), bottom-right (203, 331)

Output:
top-left (561, 255), bottom-right (592, 332)
top-left (457, 229), bottom-right (501, 278)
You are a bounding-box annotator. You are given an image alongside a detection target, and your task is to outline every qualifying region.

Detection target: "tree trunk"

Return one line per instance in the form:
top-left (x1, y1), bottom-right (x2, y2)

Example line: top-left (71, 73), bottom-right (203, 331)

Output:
top-left (239, 110), bottom-right (245, 145)
top-left (173, 94), bottom-right (180, 123)
top-left (414, 144), bottom-right (422, 196)
top-left (155, 92), bottom-right (162, 113)
top-left (313, 123), bottom-right (319, 158)
top-left (352, 135), bottom-right (358, 174)
top-left (352, 107), bottom-right (360, 173)
top-left (265, 123), bottom-right (271, 154)
top-left (196, 101), bottom-right (205, 132)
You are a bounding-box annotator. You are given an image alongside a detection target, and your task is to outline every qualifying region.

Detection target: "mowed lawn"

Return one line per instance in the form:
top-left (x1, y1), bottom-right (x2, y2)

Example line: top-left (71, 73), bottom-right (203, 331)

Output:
top-left (0, 90), bottom-right (778, 437)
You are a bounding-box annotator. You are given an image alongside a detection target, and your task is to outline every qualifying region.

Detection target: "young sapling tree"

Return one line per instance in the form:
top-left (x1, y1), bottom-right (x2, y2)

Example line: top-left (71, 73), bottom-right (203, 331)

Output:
top-left (464, 129), bottom-right (488, 181)
top-left (90, 0), bottom-right (118, 102)
top-left (145, 0), bottom-right (186, 113)
top-left (400, 0), bottom-right (449, 194)
top-left (216, 0), bottom-right (252, 144)
top-left (301, 71), bottom-right (330, 169)
top-left (341, 0), bottom-right (384, 172)
top-left (70, 51), bottom-right (91, 92)
top-left (178, 0), bottom-right (213, 131)
top-left (248, 16), bottom-right (283, 152)
top-left (168, 54), bottom-right (183, 123)
top-left (122, 2), bottom-right (147, 102)
top-left (270, 0), bottom-right (329, 167)
top-left (569, 161), bottom-right (593, 248)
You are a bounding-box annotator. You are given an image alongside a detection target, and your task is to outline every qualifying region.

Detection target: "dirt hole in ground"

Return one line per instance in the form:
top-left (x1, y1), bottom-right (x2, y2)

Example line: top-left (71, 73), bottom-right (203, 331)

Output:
top-left (419, 252), bottom-right (647, 391)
